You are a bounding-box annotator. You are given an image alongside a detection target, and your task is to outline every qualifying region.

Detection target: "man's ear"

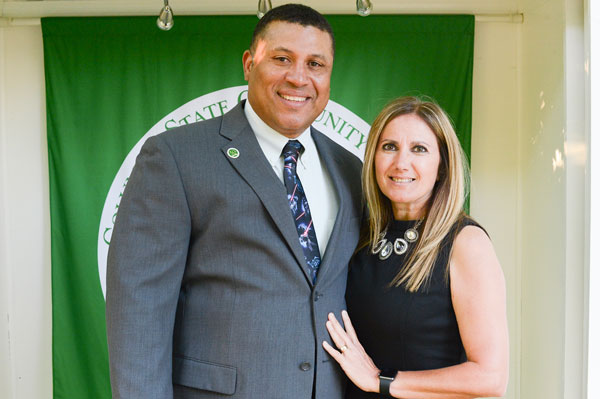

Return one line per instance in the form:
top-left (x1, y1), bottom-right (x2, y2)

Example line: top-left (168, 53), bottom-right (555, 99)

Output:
top-left (242, 50), bottom-right (253, 81)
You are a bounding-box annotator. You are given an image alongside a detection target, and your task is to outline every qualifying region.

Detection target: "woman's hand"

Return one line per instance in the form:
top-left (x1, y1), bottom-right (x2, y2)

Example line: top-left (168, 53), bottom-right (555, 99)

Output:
top-left (322, 310), bottom-right (381, 393)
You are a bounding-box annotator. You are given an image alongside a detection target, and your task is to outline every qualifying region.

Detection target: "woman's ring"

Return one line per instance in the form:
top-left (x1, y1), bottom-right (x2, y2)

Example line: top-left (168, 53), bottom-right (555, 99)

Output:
top-left (340, 345), bottom-right (348, 353)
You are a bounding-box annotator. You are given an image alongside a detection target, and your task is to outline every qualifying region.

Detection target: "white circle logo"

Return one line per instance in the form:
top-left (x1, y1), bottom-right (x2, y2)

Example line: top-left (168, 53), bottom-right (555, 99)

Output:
top-left (97, 85), bottom-right (370, 298)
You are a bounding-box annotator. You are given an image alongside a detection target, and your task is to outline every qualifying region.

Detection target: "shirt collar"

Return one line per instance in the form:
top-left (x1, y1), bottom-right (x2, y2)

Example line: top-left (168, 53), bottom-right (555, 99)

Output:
top-left (244, 99), bottom-right (315, 168)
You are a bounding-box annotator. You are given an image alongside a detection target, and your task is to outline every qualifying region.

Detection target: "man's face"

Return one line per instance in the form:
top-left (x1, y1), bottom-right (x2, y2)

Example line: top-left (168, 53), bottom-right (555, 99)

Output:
top-left (243, 21), bottom-right (334, 138)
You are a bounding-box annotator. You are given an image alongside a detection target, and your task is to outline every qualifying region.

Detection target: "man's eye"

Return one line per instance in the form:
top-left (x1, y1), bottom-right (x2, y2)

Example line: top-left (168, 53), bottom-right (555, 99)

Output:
top-left (275, 56), bottom-right (289, 63)
top-left (413, 145), bottom-right (428, 153)
top-left (309, 61), bottom-right (323, 68)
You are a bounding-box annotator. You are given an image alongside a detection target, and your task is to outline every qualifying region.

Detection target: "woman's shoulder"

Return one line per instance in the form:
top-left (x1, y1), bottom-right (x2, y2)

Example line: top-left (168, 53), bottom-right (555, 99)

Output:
top-left (450, 214), bottom-right (499, 276)
top-left (453, 213), bottom-right (488, 237)
top-left (439, 213), bottom-right (488, 255)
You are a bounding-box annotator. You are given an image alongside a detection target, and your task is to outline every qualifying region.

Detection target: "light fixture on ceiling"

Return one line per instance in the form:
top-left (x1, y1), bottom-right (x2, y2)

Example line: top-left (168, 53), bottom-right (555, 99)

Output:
top-left (157, 0), bottom-right (174, 30)
top-left (356, 0), bottom-right (373, 16)
top-left (257, 0), bottom-right (273, 19)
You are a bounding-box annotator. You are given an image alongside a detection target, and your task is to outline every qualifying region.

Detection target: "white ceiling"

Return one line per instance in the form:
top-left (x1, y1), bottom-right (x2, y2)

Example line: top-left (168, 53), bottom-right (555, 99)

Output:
top-left (0, 0), bottom-right (519, 19)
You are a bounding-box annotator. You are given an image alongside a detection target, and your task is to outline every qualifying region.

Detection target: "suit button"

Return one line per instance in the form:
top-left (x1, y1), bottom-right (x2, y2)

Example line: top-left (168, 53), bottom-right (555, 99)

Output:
top-left (314, 292), bottom-right (322, 302)
top-left (299, 362), bottom-right (312, 371)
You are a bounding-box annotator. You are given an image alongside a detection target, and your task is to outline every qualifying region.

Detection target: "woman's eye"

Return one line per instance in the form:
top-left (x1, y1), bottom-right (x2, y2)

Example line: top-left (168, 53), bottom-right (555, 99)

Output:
top-left (413, 145), bottom-right (428, 153)
top-left (382, 143), bottom-right (396, 151)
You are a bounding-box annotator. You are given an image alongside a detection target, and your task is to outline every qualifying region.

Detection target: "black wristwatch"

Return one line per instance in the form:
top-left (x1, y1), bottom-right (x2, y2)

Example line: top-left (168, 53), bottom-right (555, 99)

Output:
top-left (378, 368), bottom-right (396, 397)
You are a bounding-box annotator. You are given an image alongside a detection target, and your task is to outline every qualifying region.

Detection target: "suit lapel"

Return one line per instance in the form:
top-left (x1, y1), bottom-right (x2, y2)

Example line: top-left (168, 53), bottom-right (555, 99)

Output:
top-left (311, 129), bottom-right (356, 285)
top-left (219, 103), bottom-right (313, 284)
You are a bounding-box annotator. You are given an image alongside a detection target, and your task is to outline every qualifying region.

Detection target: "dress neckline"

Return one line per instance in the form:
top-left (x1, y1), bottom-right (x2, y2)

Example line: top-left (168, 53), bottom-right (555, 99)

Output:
top-left (387, 219), bottom-right (420, 233)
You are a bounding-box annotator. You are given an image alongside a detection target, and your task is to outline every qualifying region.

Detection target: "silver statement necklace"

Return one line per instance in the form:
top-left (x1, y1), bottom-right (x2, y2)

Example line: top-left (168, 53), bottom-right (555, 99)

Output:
top-left (371, 219), bottom-right (424, 260)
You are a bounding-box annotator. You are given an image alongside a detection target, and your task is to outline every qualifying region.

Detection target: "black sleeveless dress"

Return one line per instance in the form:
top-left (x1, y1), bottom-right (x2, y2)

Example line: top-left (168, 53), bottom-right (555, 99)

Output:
top-left (344, 217), bottom-right (482, 398)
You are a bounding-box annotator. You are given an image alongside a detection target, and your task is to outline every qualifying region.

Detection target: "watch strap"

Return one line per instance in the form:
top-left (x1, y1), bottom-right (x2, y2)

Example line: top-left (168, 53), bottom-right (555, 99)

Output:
top-left (379, 369), bottom-right (396, 397)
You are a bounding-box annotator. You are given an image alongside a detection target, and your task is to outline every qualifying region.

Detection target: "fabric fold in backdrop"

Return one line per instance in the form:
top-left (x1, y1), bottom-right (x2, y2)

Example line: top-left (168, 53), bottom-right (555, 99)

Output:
top-left (42, 15), bottom-right (474, 398)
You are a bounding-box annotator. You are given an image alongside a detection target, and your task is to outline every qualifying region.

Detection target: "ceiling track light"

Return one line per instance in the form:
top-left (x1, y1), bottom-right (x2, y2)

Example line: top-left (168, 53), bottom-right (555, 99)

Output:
top-left (155, 1), bottom-right (369, 28)
top-left (157, 0), bottom-right (174, 30)
top-left (356, 0), bottom-right (373, 16)
top-left (257, 0), bottom-right (273, 19)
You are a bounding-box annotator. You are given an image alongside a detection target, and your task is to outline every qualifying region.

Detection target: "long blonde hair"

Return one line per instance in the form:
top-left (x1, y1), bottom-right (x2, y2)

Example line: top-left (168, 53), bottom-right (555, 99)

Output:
top-left (361, 97), bottom-right (469, 292)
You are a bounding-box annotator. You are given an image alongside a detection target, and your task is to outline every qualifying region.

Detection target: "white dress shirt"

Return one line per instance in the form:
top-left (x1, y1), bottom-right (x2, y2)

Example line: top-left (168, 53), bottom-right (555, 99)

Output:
top-left (244, 100), bottom-right (339, 255)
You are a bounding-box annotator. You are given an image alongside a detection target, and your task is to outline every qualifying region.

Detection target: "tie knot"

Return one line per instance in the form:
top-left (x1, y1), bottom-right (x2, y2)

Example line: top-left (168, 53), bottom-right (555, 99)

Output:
top-left (282, 140), bottom-right (303, 164)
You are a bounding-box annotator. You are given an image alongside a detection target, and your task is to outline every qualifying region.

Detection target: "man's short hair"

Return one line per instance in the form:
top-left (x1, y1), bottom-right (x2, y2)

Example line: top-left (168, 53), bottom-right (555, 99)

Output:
top-left (250, 3), bottom-right (335, 55)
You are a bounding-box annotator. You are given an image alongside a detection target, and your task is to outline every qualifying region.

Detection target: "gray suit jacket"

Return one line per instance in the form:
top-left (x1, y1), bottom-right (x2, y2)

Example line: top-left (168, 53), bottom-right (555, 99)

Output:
top-left (106, 101), bottom-right (363, 398)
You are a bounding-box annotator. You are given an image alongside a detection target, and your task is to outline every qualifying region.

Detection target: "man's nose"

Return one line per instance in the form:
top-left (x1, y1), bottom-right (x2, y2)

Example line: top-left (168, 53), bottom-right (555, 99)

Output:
top-left (286, 62), bottom-right (308, 86)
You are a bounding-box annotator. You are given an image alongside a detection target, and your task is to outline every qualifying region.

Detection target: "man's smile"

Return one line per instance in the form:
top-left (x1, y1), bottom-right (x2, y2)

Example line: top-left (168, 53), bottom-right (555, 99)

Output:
top-left (279, 93), bottom-right (309, 102)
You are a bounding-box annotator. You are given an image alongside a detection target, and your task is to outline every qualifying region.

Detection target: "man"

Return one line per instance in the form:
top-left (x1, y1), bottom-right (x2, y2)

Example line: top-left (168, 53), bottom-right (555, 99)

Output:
top-left (106, 4), bottom-right (363, 398)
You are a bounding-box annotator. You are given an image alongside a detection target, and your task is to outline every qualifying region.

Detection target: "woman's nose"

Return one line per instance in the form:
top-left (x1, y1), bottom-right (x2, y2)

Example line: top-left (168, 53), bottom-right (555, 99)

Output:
top-left (393, 150), bottom-right (410, 170)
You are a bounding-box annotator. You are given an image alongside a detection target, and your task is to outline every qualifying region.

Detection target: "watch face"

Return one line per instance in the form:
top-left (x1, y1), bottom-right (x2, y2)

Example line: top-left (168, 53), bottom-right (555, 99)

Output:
top-left (379, 368), bottom-right (396, 379)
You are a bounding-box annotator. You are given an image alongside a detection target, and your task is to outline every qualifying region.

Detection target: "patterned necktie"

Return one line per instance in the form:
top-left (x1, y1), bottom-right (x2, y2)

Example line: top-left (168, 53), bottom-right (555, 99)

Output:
top-left (282, 140), bottom-right (321, 284)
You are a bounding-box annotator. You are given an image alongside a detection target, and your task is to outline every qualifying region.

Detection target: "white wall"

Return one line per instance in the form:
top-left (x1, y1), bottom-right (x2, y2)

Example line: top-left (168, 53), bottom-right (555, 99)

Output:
top-left (0, 20), bottom-right (15, 399)
top-left (470, 19), bottom-right (520, 399)
top-left (0, 24), bottom-right (53, 399)
top-left (563, 0), bottom-right (587, 396)
top-left (586, 1), bottom-right (598, 396)
top-left (0, 0), bottom-right (590, 398)
top-left (519, 0), bottom-right (587, 398)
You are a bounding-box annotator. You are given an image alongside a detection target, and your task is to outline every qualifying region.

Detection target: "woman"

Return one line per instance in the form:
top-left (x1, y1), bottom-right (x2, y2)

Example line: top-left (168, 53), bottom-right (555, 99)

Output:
top-left (322, 97), bottom-right (508, 398)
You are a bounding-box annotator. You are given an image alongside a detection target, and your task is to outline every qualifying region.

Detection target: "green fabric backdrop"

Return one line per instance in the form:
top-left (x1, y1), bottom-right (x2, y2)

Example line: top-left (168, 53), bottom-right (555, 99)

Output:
top-left (42, 15), bottom-right (473, 398)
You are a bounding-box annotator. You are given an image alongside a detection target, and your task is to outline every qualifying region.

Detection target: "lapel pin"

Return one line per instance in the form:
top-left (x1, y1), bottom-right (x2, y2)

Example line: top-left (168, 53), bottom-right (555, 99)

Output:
top-left (227, 148), bottom-right (240, 159)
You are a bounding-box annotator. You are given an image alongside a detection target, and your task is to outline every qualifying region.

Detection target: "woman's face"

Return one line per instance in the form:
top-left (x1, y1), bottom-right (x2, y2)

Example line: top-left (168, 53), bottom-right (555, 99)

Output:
top-left (374, 114), bottom-right (441, 220)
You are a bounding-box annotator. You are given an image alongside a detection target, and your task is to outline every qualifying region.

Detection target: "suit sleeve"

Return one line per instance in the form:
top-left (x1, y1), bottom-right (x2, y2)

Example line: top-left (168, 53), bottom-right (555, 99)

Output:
top-left (106, 134), bottom-right (191, 399)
